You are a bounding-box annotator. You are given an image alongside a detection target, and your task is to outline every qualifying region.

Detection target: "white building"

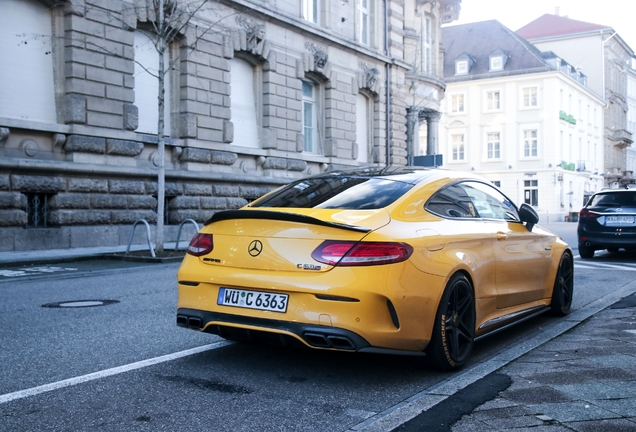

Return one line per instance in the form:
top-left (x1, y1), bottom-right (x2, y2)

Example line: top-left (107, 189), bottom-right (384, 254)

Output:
top-left (517, 13), bottom-right (634, 187)
top-left (438, 20), bottom-right (605, 221)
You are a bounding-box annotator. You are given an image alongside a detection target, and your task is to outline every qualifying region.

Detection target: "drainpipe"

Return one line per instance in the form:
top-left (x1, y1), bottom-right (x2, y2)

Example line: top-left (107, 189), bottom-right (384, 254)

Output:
top-left (384, 0), bottom-right (391, 167)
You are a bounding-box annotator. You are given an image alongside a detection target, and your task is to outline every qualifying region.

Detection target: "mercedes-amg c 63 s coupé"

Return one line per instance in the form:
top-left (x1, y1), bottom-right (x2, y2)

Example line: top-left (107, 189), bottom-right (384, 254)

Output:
top-left (177, 167), bottom-right (573, 370)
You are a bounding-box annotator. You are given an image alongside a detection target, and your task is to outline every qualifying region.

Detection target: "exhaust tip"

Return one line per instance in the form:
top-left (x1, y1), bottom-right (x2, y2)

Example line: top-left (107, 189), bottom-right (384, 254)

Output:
top-left (176, 315), bottom-right (203, 329)
top-left (176, 315), bottom-right (188, 327)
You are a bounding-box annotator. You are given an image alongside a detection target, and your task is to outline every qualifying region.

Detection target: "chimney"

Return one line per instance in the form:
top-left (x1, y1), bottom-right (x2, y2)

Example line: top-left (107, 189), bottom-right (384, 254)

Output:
top-left (555, 6), bottom-right (560, 16)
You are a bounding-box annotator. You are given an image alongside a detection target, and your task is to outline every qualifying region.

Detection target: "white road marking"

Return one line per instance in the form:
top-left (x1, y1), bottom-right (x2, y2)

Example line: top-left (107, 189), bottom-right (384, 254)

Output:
top-left (575, 264), bottom-right (636, 271)
top-left (0, 341), bottom-right (233, 405)
top-left (0, 267), bottom-right (78, 278)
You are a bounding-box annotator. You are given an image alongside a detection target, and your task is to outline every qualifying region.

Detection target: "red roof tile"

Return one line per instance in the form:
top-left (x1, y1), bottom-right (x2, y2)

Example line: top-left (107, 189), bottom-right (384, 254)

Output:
top-left (516, 14), bottom-right (611, 40)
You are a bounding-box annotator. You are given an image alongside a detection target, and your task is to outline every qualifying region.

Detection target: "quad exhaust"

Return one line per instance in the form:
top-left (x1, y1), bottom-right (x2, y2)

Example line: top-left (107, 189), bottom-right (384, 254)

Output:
top-left (303, 332), bottom-right (356, 350)
top-left (176, 314), bottom-right (203, 330)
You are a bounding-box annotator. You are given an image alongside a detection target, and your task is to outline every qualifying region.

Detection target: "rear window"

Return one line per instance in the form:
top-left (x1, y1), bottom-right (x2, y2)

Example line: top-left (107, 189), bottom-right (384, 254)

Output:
top-left (588, 192), bottom-right (636, 208)
top-left (250, 176), bottom-right (414, 209)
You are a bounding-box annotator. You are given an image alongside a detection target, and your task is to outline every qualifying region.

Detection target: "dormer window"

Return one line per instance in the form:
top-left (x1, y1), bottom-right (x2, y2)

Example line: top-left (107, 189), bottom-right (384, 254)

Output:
top-left (454, 53), bottom-right (473, 76)
top-left (488, 49), bottom-right (508, 72)
top-left (455, 60), bottom-right (468, 75)
top-left (490, 56), bottom-right (503, 71)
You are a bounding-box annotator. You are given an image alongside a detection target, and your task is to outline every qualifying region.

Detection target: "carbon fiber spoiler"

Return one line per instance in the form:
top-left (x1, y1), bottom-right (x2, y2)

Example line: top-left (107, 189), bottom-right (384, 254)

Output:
top-left (204, 210), bottom-right (371, 233)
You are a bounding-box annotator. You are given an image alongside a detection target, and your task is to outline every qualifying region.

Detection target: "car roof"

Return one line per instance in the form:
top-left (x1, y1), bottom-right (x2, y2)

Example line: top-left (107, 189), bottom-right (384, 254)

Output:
top-left (312, 167), bottom-right (476, 185)
top-left (594, 189), bottom-right (636, 194)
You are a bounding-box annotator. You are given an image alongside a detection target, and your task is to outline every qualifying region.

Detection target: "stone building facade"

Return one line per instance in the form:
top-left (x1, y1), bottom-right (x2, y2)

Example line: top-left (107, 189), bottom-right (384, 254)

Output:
top-left (0, 0), bottom-right (461, 252)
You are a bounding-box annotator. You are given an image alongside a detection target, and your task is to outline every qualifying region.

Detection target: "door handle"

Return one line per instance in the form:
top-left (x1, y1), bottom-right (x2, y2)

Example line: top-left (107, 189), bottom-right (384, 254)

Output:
top-left (496, 232), bottom-right (508, 241)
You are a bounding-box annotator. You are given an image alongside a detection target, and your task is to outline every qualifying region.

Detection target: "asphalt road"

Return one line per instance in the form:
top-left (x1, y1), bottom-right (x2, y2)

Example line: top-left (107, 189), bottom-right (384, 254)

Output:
top-left (1, 223), bottom-right (635, 431)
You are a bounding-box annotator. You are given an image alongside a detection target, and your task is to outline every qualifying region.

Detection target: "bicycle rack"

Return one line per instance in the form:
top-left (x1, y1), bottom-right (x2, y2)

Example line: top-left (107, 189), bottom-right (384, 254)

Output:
top-left (126, 219), bottom-right (156, 258)
top-left (174, 219), bottom-right (200, 251)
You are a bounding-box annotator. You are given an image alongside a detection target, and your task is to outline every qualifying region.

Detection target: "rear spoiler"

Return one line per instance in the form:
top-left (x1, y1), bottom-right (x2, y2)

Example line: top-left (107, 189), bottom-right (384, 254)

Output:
top-left (204, 210), bottom-right (371, 233)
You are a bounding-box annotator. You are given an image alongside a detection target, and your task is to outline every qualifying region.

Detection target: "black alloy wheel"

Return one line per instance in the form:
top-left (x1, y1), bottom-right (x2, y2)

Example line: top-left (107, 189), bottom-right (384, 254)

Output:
top-left (551, 253), bottom-right (574, 316)
top-left (427, 273), bottom-right (475, 371)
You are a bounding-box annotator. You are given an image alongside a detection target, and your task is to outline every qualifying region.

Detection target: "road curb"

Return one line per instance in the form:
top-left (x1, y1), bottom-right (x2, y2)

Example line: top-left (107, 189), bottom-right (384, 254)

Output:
top-left (349, 278), bottom-right (636, 432)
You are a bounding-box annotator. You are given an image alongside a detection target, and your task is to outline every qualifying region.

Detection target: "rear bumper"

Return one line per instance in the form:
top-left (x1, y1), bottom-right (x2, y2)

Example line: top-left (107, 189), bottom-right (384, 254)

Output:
top-left (578, 231), bottom-right (636, 249)
top-left (177, 308), bottom-right (426, 356)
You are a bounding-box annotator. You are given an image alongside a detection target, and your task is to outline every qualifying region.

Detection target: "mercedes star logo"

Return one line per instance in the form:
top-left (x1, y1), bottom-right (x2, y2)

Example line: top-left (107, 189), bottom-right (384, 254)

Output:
top-left (248, 240), bottom-right (263, 257)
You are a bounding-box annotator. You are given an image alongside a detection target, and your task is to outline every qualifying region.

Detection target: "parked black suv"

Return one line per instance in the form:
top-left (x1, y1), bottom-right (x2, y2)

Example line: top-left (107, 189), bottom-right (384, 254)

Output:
top-left (577, 189), bottom-right (636, 258)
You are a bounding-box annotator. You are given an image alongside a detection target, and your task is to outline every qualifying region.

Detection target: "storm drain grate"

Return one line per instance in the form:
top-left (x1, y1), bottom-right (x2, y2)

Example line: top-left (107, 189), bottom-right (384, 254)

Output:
top-left (42, 300), bottom-right (120, 308)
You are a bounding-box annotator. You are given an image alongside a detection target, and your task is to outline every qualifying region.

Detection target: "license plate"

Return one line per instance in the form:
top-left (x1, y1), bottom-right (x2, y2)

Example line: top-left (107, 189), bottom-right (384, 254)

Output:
top-left (606, 216), bottom-right (634, 224)
top-left (217, 288), bottom-right (288, 313)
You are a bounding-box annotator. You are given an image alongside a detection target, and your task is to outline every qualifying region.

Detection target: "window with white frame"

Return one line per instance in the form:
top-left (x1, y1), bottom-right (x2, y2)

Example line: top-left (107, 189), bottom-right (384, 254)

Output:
top-left (451, 134), bottom-right (465, 161)
top-left (134, 29), bottom-right (172, 135)
top-left (302, 0), bottom-right (319, 24)
top-left (231, 57), bottom-right (260, 148)
top-left (490, 56), bottom-right (503, 71)
top-left (455, 60), bottom-right (468, 75)
top-left (522, 87), bottom-right (538, 107)
top-left (0, 0), bottom-right (57, 123)
top-left (423, 16), bottom-right (432, 74)
top-left (486, 90), bottom-right (501, 110)
top-left (302, 80), bottom-right (320, 153)
top-left (523, 129), bottom-right (538, 158)
top-left (355, 92), bottom-right (371, 162)
top-left (451, 94), bottom-right (465, 113)
top-left (486, 132), bottom-right (501, 159)
top-left (359, 0), bottom-right (370, 46)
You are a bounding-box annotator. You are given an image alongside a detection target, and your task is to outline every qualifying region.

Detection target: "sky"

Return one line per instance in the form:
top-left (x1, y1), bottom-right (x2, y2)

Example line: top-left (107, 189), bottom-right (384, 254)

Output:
top-left (447, 0), bottom-right (636, 51)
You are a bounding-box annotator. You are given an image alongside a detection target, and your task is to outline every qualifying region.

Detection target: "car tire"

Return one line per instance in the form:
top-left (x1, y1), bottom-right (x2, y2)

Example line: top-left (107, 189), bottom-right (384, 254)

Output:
top-left (426, 273), bottom-right (475, 371)
top-left (578, 243), bottom-right (594, 259)
top-left (550, 253), bottom-right (574, 316)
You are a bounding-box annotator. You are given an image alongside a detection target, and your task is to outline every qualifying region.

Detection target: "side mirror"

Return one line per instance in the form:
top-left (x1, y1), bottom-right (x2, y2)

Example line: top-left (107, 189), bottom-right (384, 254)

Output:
top-left (519, 203), bottom-right (539, 231)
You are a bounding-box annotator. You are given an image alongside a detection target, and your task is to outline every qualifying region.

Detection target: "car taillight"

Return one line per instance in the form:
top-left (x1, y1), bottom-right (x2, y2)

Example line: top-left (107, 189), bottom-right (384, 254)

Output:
top-left (579, 208), bottom-right (600, 219)
top-left (186, 233), bottom-right (213, 256)
top-left (311, 241), bottom-right (413, 266)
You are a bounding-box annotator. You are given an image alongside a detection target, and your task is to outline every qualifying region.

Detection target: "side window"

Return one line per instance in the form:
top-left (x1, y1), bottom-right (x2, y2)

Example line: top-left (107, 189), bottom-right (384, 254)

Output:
top-left (425, 184), bottom-right (478, 219)
top-left (461, 182), bottom-right (519, 221)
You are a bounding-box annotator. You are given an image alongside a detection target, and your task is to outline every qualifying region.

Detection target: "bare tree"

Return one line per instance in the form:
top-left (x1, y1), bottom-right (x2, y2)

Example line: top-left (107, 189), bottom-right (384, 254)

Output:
top-left (136, 0), bottom-right (211, 252)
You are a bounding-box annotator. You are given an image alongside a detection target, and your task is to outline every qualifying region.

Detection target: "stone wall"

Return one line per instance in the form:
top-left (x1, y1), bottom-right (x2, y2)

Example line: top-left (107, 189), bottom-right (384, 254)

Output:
top-left (0, 0), bottom-right (461, 252)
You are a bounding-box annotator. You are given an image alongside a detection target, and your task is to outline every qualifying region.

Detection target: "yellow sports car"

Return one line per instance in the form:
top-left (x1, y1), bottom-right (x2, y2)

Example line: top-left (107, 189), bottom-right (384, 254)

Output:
top-left (177, 167), bottom-right (573, 370)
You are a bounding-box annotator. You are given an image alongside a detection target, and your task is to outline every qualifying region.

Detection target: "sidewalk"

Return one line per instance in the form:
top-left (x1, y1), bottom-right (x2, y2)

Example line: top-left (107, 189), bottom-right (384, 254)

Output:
top-left (0, 242), bottom-right (184, 266)
top-left (452, 294), bottom-right (636, 432)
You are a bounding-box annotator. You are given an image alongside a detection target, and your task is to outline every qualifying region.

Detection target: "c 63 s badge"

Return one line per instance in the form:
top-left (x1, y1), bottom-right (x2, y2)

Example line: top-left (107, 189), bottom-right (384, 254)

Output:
top-left (297, 264), bottom-right (321, 271)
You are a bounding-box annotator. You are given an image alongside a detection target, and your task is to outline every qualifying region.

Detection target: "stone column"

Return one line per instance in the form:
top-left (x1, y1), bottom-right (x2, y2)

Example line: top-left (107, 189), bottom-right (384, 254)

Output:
top-left (405, 107), bottom-right (419, 166)
top-left (426, 111), bottom-right (441, 155)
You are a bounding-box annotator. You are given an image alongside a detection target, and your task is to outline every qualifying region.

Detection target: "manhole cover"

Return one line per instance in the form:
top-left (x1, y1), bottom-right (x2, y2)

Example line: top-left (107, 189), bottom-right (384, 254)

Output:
top-left (42, 300), bottom-right (120, 308)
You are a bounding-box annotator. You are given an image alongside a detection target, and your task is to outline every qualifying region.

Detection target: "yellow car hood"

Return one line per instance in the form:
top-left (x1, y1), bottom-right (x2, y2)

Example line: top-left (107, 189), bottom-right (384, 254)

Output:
top-left (196, 208), bottom-right (391, 272)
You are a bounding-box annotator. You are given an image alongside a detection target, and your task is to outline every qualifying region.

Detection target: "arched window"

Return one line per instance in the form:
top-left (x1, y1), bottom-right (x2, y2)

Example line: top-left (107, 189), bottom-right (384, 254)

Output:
top-left (134, 30), bottom-right (172, 135)
top-left (0, 0), bottom-right (56, 123)
top-left (230, 57), bottom-right (259, 148)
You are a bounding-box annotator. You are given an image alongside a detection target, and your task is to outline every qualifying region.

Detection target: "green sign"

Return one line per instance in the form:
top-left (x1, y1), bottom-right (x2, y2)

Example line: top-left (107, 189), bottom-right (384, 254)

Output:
top-left (559, 110), bottom-right (577, 125)
top-left (561, 161), bottom-right (576, 171)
